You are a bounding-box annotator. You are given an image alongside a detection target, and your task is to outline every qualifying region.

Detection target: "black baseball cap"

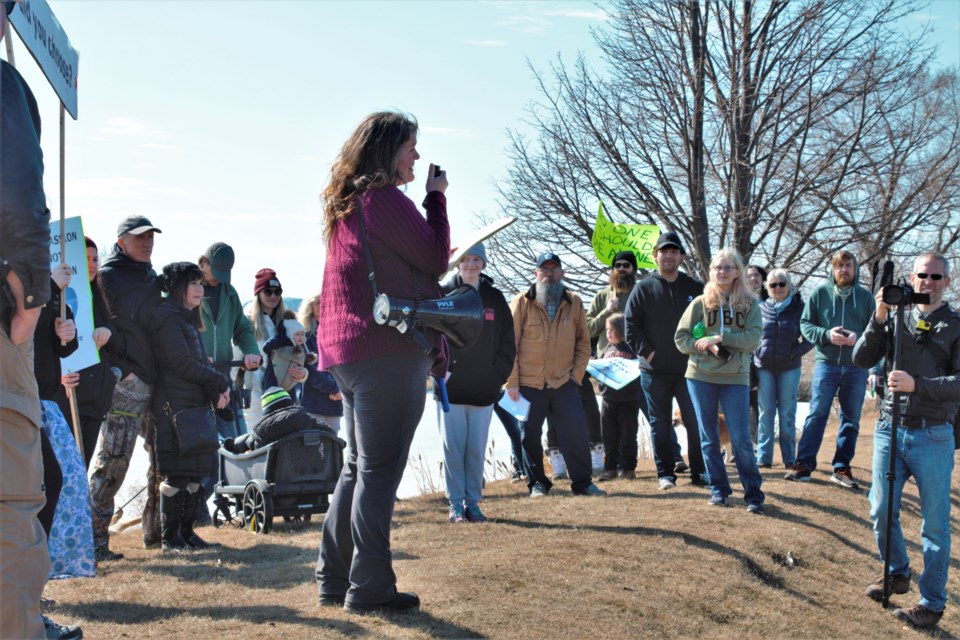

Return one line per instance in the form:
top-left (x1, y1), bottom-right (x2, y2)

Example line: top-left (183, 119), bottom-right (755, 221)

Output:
top-left (536, 252), bottom-right (562, 269)
top-left (117, 215), bottom-right (162, 237)
top-left (202, 242), bottom-right (235, 285)
top-left (654, 230), bottom-right (684, 253)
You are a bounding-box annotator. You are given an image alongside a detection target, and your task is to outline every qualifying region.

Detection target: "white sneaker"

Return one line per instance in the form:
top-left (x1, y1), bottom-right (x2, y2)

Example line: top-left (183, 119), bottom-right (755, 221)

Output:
top-left (658, 477), bottom-right (676, 491)
top-left (590, 443), bottom-right (604, 473)
top-left (546, 448), bottom-right (567, 480)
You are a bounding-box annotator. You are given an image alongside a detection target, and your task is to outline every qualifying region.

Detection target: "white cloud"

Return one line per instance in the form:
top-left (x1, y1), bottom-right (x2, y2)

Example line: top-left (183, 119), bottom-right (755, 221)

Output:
top-left (464, 39), bottom-right (509, 47)
top-left (420, 126), bottom-right (480, 139)
top-left (100, 116), bottom-right (161, 137)
top-left (140, 143), bottom-right (177, 150)
top-left (497, 14), bottom-right (551, 34)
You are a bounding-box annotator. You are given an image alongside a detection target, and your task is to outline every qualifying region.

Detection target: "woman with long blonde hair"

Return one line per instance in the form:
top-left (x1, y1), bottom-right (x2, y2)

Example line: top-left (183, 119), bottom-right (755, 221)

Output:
top-left (675, 248), bottom-right (764, 512)
top-left (314, 111), bottom-right (449, 614)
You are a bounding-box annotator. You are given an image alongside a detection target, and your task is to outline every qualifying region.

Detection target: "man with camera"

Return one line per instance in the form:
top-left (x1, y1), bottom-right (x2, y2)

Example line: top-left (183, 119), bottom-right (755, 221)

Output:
top-left (853, 251), bottom-right (958, 630)
top-left (506, 252), bottom-right (605, 498)
top-left (786, 249), bottom-right (875, 487)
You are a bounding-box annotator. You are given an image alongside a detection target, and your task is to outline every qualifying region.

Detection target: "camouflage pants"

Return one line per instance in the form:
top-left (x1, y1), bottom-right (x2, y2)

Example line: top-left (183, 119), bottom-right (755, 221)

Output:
top-left (88, 374), bottom-right (160, 548)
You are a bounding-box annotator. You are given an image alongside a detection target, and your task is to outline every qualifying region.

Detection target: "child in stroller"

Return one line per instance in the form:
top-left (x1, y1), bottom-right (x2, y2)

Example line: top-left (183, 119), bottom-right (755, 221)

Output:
top-left (224, 386), bottom-right (335, 453)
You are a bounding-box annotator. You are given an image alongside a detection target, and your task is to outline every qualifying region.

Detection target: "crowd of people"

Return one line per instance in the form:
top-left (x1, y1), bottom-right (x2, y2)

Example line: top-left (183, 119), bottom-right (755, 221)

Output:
top-left (2, 38), bottom-right (957, 634)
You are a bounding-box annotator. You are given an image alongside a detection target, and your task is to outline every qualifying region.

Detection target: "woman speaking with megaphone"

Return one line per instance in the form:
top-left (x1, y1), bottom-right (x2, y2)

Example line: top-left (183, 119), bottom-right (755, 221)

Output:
top-left (314, 112), bottom-right (449, 615)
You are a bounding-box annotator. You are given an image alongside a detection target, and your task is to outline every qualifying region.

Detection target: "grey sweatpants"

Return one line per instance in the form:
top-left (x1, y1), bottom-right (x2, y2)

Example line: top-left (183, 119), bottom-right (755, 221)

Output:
top-left (315, 352), bottom-right (430, 606)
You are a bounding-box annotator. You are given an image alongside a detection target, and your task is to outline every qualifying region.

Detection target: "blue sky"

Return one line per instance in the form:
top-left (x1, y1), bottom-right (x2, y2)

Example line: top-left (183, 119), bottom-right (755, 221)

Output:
top-left (6, 0), bottom-right (959, 299)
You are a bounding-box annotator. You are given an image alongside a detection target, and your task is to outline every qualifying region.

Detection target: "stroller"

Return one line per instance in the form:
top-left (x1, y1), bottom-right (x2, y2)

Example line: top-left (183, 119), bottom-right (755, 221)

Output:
top-left (213, 421), bottom-right (345, 534)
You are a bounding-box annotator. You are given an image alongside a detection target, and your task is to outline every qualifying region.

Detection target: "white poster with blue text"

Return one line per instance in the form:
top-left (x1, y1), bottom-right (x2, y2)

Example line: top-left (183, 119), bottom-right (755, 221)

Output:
top-left (50, 216), bottom-right (97, 372)
top-left (8, 0), bottom-right (79, 119)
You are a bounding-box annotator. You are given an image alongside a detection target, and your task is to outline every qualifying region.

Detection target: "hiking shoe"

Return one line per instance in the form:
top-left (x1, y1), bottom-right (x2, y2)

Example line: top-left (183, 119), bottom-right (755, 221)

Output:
top-left (866, 573), bottom-right (911, 602)
top-left (620, 469), bottom-right (636, 480)
top-left (691, 473), bottom-right (709, 487)
top-left (784, 463), bottom-right (811, 482)
top-left (658, 477), bottom-right (676, 491)
top-left (464, 504), bottom-right (487, 523)
top-left (746, 503), bottom-right (765, 515)
top-left (892, 604), bottom-right (943, 629)
top-left (344, 591), bottom-right (420, 615)
top-left (530, 481), bottom-right (549, 498)
top-left (597, 469), bottom-right (618, 482)
top-left (674, 460), bottom-right (689, 474)
top-left (42, 615), bottom-right (83, 639)
top-left (448, 505), bottom-right (467, 523)
top-left (708, 494), bottom-right (728, 507)
top-left (574, 483), bottom-right (607, 497)
top-left (94, 546), bottom-right (124, 562)
top-left (318, 593), bottom-right (346, 607)
top-left (831, 467), bottom-right (860, 489)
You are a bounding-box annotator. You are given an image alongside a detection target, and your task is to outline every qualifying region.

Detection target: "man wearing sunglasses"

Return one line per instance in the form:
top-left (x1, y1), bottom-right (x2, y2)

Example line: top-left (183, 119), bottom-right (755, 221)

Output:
top-left (853, 251), bottom-right (958, 630)
top-left (88, 215), bottom-right (165, 559)
top-left (787, 249), bottom-right (875, 488)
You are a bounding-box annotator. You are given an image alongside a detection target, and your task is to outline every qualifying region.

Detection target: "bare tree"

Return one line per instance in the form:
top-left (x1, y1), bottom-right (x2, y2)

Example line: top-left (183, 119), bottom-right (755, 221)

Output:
top-left (486, 0), bottom-right (959, 296)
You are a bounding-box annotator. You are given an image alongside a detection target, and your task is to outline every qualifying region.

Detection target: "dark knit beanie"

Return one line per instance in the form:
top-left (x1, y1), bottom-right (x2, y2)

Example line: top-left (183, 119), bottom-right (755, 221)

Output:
top-left (254, 268), bottom-right (282, 295)
top-left (612, 250), bottom-right (638, 270)
top-left (262, 386), bottom-right (293, 414)
top-left (159, 261), bottom-right (202, 294)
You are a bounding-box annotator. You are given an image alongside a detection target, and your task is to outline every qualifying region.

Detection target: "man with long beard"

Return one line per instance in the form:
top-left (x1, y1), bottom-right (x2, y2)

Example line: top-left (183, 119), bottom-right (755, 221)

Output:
top-left (506, 252), bottom-right (605, 498)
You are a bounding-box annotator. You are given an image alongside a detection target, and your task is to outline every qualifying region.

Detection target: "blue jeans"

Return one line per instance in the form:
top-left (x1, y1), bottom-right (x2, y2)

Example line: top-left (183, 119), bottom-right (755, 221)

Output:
top-left (641, 371), bottom-right (704, 480)
top-left (796, 362), bottom-right (868, 471)
top-left (687, 379), bottom-right (764, 506)
top-left (756, 367), bottom-right (801, 467)
top-left (440, 403), bottom-right (493, 506)
top-left (869, 418), bottom-right (954, 612)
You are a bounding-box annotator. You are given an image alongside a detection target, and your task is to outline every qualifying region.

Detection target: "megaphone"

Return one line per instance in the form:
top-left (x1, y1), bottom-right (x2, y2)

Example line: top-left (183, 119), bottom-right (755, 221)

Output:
top-left (373, 284), bottom-right (484, 350)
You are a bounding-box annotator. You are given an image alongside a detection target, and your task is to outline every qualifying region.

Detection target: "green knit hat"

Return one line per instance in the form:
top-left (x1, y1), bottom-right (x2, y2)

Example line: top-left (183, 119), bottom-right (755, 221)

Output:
top-left (262, 386), bottom-right (293, 413)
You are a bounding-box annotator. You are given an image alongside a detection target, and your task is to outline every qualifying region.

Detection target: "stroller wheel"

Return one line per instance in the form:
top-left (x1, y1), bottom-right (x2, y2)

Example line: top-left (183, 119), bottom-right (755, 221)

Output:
top-left (242, 483), bottom-right (273, 534)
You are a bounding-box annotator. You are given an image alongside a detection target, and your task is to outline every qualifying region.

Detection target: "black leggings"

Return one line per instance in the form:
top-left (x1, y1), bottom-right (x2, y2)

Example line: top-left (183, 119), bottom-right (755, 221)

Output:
top-left (37, 428), bottom-right (63, 538)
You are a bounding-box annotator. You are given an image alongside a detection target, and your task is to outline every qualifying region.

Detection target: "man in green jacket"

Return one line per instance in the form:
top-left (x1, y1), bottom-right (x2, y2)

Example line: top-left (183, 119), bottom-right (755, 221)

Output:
top-left (197, 242), bottom-right (261, 522)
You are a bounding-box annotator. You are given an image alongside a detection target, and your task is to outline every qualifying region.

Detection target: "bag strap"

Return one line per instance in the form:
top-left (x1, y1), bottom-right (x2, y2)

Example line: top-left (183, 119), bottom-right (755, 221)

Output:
top-left (356, 195), bottom-right (379, 298)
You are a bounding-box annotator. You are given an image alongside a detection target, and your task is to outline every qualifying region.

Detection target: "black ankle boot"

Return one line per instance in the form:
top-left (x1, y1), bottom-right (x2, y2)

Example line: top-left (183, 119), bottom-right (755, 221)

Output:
top-left (160, 491), bottom-right (188, 552)
top-left (181, 489), bottom-right (220, 549)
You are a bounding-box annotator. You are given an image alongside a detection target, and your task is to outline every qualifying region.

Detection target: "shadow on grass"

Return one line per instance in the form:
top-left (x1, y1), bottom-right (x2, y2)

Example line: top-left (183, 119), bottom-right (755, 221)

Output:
top-left (140, 543), bottom-right (315, 589)
top-left (60, 601), bottom-right (369, 635)
top-left (361, 608), bottom-right (486, 639)
top-left (494, 518), bottom-right (821, 607)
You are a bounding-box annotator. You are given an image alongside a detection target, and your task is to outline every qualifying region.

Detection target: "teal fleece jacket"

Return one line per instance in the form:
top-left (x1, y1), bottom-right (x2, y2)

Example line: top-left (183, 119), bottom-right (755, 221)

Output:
top-left (800, 258), bottom-right (875, 366)
top-left (675, 295), bottom-right (762, 386)
top-left (200, 282), bottom-right (260, 365)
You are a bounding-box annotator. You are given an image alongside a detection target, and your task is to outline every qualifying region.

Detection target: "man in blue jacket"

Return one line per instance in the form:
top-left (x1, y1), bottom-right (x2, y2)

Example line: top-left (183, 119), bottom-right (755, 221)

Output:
top-left (786, 250), bottom-right (875, 487)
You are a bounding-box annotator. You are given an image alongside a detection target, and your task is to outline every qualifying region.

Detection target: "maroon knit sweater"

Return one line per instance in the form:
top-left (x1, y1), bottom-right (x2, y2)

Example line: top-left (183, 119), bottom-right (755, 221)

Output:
top-left (318, 185), bottom-right (450, 370)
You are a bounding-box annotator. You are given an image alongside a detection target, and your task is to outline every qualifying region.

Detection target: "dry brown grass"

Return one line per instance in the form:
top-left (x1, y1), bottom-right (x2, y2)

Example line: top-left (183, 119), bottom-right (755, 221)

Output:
top-left (45, 407), bottom-right (960, 639)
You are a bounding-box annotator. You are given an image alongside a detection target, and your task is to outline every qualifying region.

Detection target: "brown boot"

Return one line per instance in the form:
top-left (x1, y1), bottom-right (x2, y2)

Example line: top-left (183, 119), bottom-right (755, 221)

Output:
top-left (892, 604), bottom-right (943, 629)
top-left (865, 572), bottom-right (910, 602)
top-left (620, 469), bottom-right (636, 480)
top-left (596, 469), bottom-right (618, 482)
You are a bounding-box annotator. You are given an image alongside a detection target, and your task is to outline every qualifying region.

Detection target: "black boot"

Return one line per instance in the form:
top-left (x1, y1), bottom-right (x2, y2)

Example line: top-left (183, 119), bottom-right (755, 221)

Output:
top-left (181, 488), bottom-right (220, 549)
top-left (160, 491), bottom-right (188, 552)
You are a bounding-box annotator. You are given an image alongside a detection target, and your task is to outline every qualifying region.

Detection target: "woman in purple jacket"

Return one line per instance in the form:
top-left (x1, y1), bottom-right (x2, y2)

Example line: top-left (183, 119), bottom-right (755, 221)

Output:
top-left (753, 268), bottom-right (813, 468)
top-left (315, 112), bottom-right (449, 615)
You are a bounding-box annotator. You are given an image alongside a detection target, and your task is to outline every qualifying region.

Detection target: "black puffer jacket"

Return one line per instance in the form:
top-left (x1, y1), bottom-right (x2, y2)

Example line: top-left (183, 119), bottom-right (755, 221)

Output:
top-left (33, 280), bottom-right (78, 400)
top-left (246, 405), bottom-right (337, 451)
top-left (854, 302), bottom-right (960, 424)
top-left (99, 248), bottom-right (161, 382)
top-left (148, 300), bottom-right (228, 477)
top-left (440, 274), bottom-right (516, 406)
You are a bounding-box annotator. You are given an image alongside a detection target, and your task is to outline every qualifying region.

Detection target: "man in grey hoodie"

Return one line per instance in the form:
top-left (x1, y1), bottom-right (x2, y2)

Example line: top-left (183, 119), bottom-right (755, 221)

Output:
top-left (785, 250), bottom-right (875, 487)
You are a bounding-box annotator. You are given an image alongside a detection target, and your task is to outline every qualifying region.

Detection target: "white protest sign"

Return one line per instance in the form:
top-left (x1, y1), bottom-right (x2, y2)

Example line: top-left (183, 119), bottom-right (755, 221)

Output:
top-left (50, 216), bottom-right (98, 372)
top-left (9, 0), bottom-right (79, 119)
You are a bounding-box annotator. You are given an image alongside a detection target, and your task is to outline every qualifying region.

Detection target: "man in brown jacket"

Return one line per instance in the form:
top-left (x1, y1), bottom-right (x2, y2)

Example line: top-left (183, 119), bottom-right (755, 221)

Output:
top-left (506, 252), bottom-right (605, 498)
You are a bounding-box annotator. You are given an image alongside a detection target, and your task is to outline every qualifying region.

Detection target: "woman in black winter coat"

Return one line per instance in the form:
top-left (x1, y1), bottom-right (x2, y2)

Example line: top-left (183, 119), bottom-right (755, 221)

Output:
top-left (148, 262), bottom-right (229, 551)
top-left (57, 236), bottom-right (121, 468)
top-left (752, 268), bottom-right (813, 469)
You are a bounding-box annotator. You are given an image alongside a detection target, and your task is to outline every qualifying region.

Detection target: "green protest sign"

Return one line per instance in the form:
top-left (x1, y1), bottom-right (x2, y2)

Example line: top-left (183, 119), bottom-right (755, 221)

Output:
top-left (591, 201), bottom-right (660, 268)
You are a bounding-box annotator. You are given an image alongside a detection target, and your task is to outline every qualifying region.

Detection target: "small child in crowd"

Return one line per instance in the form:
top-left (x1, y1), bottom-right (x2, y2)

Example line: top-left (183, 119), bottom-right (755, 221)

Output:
top-left (596, 312), bottom-right (643, 482)
top-left (262, 311), bottom-right (316, 392)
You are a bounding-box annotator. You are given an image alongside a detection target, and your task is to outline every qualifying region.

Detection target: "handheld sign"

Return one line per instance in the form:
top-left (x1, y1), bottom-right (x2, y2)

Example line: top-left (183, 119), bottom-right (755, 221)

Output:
top-left (592, 200), bottom-right (659, 268)
top-left (50, 216), bottom-right (98, 372)
top-left (9, 0), bottom-right (79, 118)
top-left (446, 216), bottom-right (516, 273)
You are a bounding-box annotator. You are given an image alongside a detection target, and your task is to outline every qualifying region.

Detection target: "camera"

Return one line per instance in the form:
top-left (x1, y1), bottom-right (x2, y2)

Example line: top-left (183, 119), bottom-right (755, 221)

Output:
top-left (881, 281), bottom-right (930, 307)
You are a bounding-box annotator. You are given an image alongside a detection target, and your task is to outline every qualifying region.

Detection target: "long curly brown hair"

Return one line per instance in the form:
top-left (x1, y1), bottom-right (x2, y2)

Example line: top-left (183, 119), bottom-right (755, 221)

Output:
top-left (321, 112), bottom-right (418, 242)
